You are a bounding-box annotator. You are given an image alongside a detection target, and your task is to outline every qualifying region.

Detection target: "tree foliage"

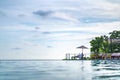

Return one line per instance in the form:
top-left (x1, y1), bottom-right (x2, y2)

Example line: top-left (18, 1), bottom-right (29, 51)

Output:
top-left (90, 30), bottom-right (120, 54)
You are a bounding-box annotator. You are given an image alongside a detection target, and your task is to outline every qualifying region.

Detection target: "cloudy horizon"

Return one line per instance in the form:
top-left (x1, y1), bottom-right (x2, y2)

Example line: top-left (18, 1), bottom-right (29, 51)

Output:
top-left (0, 0), bottom-right (120, 59)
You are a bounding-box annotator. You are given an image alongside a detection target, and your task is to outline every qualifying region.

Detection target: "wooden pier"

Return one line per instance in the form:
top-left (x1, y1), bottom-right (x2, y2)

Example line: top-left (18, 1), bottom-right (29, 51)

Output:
top-left (65, 53), bottom-right (84, 60)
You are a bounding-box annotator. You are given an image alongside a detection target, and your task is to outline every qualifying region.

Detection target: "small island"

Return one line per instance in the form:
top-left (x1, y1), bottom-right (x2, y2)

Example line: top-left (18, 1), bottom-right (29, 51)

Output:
top-left (64, 30), bottom-right (120, 60)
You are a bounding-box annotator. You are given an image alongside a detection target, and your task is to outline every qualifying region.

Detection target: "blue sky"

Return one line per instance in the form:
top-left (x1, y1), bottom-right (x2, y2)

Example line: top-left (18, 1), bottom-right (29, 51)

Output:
top-left (0, 0), bottom-right (120, 59)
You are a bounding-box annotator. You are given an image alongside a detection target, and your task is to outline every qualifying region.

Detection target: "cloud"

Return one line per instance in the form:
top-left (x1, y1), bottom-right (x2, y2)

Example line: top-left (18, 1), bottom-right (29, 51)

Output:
top-left (37, 21), bottom-right (120, 43)
top-left (106, 0), bottom-right (120, 4)
top-left (52, 12), bottom-right (78, 22)
top-left (0, 25), bottom-right (34, 31)
top-left (40, 21), bottom-right (120, 34)
top-left (60, 0), bottom-right (120, 23)
top-left (33, 10), bottom-right (53, 17)
top-left (12, 47), bottom-right (22, 50)
top-left (0, 11), bottom-right (6, 17)
top-left (18, 14), bottom-right (26, 17)
top-left (41, 30), bottom-right (98, 37)
top-left (33, 10), bottom-right (79, 22)
top-left (47, 45), bottom-right (53, 48)
top-left (42, 31), bottom-right (51, 34)
top-left (32, 2), bottom-right (120, 23)
top-left (81, 17), bottom-right (120, 23)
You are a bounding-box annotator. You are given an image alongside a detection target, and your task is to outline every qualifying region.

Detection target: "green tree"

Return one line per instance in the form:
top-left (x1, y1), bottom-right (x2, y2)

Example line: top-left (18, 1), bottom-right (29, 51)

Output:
top-left (90, 30), bottom-right (120, 54)
top-left (109, 30), bottom-right (120, 39)
top-left (109, 30), bottom-right (120, 53)
top-left (90, 36), bottom-right (103, 54)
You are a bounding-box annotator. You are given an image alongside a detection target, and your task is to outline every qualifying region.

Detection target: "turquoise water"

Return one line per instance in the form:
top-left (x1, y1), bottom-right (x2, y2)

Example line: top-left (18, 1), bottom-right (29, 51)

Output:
top-left (0, 60), bottom-right (120, 80)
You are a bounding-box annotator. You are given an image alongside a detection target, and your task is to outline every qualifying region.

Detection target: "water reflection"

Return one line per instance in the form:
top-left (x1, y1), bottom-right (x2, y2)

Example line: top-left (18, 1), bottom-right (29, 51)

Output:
top-left (91, 60), bottom-right (120, 80)
top-left (0, 60), bottom-right (120, 80)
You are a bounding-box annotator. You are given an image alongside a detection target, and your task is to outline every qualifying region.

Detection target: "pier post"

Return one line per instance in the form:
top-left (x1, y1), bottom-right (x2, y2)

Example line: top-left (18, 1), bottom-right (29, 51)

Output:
top-left (66, 53), bottom-right (71, 60)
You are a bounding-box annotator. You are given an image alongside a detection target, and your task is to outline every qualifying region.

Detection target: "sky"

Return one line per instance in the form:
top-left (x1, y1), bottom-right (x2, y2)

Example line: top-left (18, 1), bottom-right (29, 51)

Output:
top-left (0, 0), bottom-right (120, 59)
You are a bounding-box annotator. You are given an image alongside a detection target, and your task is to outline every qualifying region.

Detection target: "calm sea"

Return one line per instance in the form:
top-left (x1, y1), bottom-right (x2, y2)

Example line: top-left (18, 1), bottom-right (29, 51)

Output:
top-left (0, 60), bottom-right (120, 80)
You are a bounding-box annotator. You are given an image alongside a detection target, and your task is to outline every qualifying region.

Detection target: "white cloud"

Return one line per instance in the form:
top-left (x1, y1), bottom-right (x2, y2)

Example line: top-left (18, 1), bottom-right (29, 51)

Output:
top-left (0, 25), bottom-right (37, 31)
top-left (84, 21), bottom-right (120, 33)
top-left (52, 12), bottom-right (79, 22)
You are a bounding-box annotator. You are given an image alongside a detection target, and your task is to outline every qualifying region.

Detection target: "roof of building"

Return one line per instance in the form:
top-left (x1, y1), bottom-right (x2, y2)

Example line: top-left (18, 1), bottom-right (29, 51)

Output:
top-left (111, 53), bottom-right (120, 56)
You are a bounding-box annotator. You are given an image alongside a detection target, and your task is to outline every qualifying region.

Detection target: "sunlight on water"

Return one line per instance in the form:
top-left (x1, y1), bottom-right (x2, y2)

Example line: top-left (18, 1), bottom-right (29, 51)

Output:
top-left (0, 60), bottom-right (120, 80)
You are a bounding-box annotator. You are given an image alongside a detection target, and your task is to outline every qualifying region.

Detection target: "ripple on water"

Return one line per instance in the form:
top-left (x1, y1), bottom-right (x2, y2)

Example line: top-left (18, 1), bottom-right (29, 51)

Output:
top-left (0, 60), bottom-right (120, 80)
top-left (92, 60), bottom-right (120, 80)
top-left (93, 74), bottom-right (120, 80)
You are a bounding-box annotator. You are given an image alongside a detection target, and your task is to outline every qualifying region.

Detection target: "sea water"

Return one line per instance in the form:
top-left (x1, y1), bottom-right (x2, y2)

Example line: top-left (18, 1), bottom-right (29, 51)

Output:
top-left (0, 60), bottom-right (120, 80)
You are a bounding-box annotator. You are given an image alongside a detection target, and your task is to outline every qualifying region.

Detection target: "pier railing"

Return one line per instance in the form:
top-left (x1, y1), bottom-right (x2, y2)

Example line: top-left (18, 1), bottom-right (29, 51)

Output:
top-left (65, 53), bottom-right (83, 60)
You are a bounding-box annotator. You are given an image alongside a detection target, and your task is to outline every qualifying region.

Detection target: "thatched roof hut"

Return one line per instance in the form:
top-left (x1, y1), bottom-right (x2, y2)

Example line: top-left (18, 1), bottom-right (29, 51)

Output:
top-left (111, 53), bottom-right (120, 59)
top-left (111, 53), bottom-right (120, 57)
